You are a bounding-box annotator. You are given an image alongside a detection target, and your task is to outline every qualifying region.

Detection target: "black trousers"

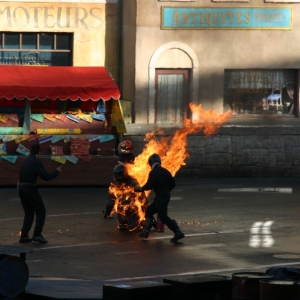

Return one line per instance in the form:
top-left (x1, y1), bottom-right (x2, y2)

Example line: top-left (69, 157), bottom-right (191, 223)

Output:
top-left (145, 196), bottom-right (174, 229)
top-left (18, 185), bottom-right (46, 237)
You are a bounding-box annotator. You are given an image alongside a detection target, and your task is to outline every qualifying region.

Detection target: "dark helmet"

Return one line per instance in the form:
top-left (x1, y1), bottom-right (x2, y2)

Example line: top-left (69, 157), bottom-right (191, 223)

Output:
top-left (148, 153), bottom-right (161, 167)
top-left (113, 164), bottom-right (126, 181)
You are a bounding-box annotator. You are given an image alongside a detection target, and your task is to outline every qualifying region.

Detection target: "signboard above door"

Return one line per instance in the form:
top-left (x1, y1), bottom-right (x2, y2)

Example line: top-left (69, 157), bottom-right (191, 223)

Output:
top-left (161, 7), bottom-right (292, 30)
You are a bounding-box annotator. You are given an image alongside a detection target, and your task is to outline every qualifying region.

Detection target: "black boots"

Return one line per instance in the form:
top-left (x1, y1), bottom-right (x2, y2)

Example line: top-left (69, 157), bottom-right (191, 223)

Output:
top-left (138, 228), bottom-right (150, 239)
top-left (169, 220), bottom-right (185, 242)
top-left (170, 229), bottom-right (185, 242)
top-left (138, 217), bottom-right (152, 239)
top-left (138, 218), bottom-right (185, 242)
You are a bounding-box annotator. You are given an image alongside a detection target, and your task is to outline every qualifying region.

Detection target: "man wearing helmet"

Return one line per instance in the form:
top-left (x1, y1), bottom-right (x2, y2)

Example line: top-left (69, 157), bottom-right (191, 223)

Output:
top-left (134, 153), bottom-right (185, 242)
top-left (103, 164), bottom-right (147, 232)
top-left (118, 140), bottom-right (135, 165)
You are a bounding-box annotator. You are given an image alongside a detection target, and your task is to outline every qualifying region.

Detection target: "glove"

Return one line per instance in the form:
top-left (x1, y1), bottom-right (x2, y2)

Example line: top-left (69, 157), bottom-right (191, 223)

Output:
top-left (134, 185), bottom-right (143, 192)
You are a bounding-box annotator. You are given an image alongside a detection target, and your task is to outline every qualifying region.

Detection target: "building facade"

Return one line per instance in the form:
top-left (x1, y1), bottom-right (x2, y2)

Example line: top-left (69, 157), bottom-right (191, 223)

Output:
top-left (119, 0), bottom-right (300, 177)
top-left (0, 0), bottom-right (119, 71)
top-left (2, 0), bottom-right (300, 181)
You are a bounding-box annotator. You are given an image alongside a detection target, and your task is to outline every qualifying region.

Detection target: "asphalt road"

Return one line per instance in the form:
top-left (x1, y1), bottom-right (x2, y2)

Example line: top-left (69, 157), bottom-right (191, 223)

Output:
top-left (1, 176), bottom-right (300, 282)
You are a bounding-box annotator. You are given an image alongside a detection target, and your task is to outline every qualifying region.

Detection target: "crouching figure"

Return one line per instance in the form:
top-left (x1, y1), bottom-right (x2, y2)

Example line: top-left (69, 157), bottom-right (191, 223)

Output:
top-left (103, 164), bottom-right (147, 232)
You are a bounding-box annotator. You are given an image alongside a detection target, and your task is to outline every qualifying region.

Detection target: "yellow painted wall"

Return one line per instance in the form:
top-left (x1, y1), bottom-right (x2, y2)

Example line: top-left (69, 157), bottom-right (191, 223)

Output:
top-left (0, 2), bottom-right (118, 71)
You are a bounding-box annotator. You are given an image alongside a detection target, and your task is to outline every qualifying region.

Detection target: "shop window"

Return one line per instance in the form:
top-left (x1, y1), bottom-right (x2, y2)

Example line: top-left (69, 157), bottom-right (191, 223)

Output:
top-left (155, 69), bottom-right (190, 124)
top-left (224, 69), bottom-right (297, 116)
top-left (0, 32), bottom-right (72, 66)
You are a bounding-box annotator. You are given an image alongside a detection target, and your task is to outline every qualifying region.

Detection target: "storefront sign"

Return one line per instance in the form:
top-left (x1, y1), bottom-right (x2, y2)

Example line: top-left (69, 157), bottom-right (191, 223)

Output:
top-left (161, 7), bottom-right (292, 29)
top-left (0, 4), bottom-right (103, 30)
top-left (7, 0), bottom-right (116, 2)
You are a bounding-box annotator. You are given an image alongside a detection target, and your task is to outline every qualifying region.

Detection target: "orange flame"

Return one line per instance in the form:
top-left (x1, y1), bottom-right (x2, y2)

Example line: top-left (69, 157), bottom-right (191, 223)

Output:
top-left (109, 103), bottom-right (231, 229)
top-left (127, 103), bottom-right (232, 184)
top-left (108, 182), bottom-right (147, 232)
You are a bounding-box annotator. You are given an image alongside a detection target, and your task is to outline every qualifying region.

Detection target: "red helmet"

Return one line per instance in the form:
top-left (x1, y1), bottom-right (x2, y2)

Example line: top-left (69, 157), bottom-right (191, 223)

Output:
top-left (120, 140), bottom-right (133, 154)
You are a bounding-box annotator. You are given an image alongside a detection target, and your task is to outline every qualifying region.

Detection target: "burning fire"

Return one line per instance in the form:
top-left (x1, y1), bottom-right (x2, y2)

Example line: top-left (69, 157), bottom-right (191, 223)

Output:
top-left (127, 103), bottom-right (232, 184)
top-left (108, 182), bottom-right (147, 232)
top-left (109, 103), bottom-right (232, 229)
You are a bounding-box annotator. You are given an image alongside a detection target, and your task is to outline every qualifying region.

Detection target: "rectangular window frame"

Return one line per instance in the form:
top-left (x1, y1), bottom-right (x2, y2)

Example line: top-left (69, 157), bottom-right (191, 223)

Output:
top-left (0, 32), bottom-right (73, 66)
top-left (224, 69), bottom-right (299, 118)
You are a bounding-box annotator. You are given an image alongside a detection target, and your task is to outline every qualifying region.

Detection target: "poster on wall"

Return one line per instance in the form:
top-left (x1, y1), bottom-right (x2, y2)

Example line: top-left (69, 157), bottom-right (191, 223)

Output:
top-left (111, 100), bottom-right (127, 133)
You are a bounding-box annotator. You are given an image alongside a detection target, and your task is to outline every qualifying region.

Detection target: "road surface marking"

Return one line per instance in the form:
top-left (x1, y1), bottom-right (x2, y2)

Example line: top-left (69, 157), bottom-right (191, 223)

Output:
top-left (107, 261), bottom-right (300, 282)
top-left (26, 260), bottom-right (42, 263)
top-left (40, 242), bottom-right (113, 250)
top-left (249, 221), bottom-right (274, 248)
top-left (218, 187), bottom-right (292, 194)
top-left (151, 230), bottom-right (244, 240)
top-left (0, 211), bottom-right (102, 221)
top-left (48, 212), bottom-right (102, 217)
top-left (116, 251), bottom-right (139, 255)
top-left (218, 229), bottom-right (244, 234)
top-left (151, 232), bottom-right (217, 240)
top-left (214, 197), bottom-right (238, 199)
top-left (170, 197), bottom-right (182, 200)
top-left (38, 230), bottom-right (244, 250)
top-left (0, 217), bottom-right (23, 221)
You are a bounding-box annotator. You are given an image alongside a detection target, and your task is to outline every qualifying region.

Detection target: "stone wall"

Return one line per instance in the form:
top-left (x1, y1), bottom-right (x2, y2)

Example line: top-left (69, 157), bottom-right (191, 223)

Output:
top-left (123, 124), bottom-right (300, 178)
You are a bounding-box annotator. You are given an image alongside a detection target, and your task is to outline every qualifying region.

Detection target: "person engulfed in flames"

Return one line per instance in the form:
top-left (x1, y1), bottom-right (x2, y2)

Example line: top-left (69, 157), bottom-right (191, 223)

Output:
top-left (103, 164), bottom-right (147, 232)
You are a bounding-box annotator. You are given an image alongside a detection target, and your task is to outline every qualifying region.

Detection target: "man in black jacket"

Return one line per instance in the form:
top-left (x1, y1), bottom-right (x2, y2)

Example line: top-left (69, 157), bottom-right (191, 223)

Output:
top-left (18, 143), bottom-right (62, 244)
top-left (134, 153), bottom-right (185, 242)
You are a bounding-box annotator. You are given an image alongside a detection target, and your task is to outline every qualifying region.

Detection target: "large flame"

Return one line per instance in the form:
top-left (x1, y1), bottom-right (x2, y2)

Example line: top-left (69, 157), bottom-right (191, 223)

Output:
top-left (108, 183), bottom-right (147, 232)
top-left (109, 103), bottom-right (232, 228)
top-left (127, 103), bottom-right (232, 184)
